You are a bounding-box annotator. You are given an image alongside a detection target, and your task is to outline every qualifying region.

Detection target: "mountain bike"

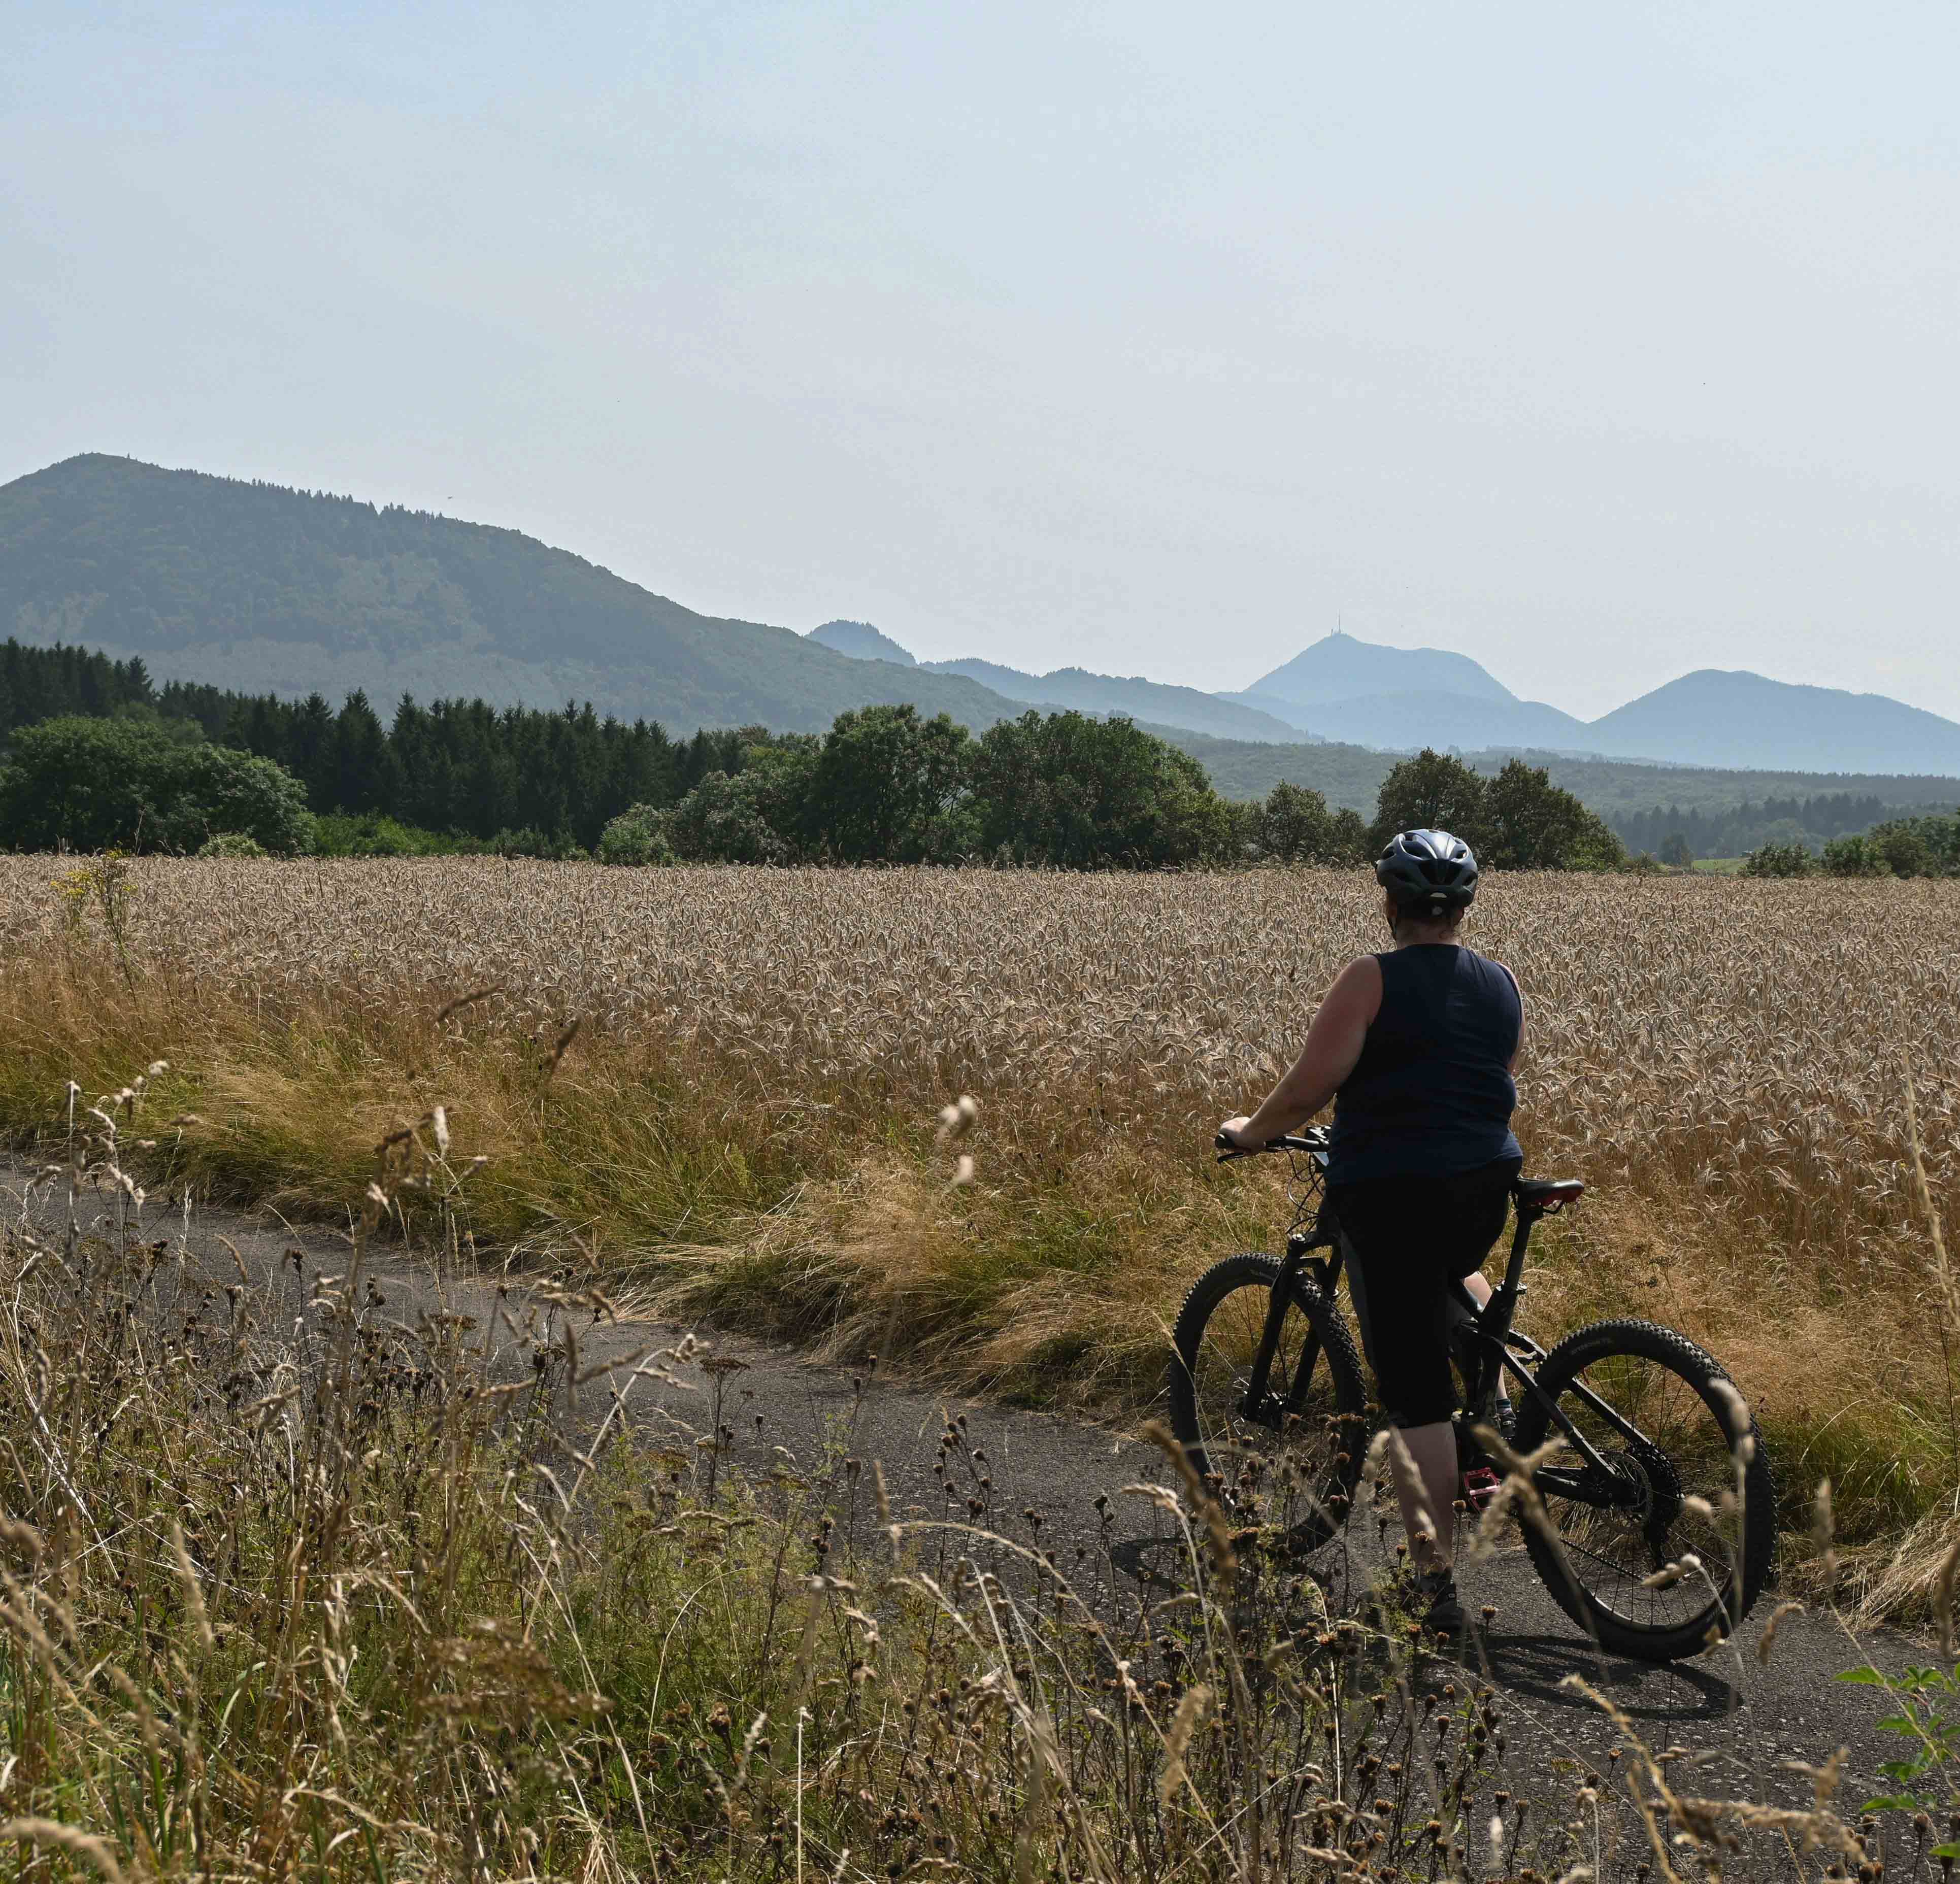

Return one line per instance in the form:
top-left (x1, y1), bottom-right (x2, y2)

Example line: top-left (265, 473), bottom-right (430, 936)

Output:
top-left (1166, 1127), bottom-right (1776, 1663)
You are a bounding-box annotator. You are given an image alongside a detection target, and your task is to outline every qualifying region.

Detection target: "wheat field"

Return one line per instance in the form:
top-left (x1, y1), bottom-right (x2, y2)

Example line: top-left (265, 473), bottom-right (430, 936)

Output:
top-left (6, 856), bottom-right (1958, 1571)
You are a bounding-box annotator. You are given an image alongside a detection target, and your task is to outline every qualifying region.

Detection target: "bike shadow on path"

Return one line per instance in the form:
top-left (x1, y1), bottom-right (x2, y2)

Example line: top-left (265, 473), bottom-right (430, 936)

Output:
top-left (1456, 1629), bottom-right (1740, 1725)
top-left (1103, 1534), bottom-right (1193, 1593)
top-left (1103, 1531), bottom-right (1744, 1731)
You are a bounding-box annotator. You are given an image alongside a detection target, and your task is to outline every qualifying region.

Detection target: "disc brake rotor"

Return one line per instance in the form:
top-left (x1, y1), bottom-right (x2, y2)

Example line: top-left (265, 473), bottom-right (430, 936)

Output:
top-left (1603, 1440), bottom-right (1683, 1567)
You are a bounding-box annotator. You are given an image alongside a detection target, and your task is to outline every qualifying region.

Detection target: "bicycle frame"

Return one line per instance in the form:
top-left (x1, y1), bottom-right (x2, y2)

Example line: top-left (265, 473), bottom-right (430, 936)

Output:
top-left (1445, 1202), bottom-right (1652, 1505)
top-left (1228, 1144), bottom-right (1666, 1512)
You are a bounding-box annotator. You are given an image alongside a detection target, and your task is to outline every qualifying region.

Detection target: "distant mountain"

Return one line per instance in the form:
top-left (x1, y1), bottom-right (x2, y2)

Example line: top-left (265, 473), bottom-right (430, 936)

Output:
top-left (0, 456), bottom-right (1030, 734)
top-left (919, 656), bottom-right (1311, 743)
top-left (15, 458), bottom-right (1957, 776)
top-left (1584, 670), bottom-right (1960, 775)
top-left (1226, 631), bottom-right (1960, 772)
top-left (1244, 629), bottom-right (1515, 711)
top-left (1232, 630), bottom-right (1592, 751)
top-left (1223, 686), bottom-right (1593, 752)
top-left (1158, 724), bottom-right (1960, 814)
top-left (808, 619), bottom-right (915, 665)
top-left (804, 628), bottom-right (1310, 741)
top-left (919, 656), bottom-right (1038, 696)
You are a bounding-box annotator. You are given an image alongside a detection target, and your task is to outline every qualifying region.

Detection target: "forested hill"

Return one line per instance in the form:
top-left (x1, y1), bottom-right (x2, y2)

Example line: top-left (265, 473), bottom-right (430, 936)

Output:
top-left (0, 456), bottom-right (1031, 734)
top-left (6, 638), bottom-right (1956, 857)
top-left (1159, 725), bottom-right (1960, 858)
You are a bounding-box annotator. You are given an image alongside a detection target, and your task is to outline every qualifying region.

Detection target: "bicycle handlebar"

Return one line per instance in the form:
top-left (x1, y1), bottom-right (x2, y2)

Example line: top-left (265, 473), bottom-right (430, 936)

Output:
top-left (1214, 1128), bottom-right (1330, 1163)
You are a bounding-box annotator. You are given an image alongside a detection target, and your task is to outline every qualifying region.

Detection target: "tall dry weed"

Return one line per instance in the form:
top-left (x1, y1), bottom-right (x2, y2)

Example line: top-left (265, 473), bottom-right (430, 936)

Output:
top-left (0, 1074), bottom-right (1877, 1881)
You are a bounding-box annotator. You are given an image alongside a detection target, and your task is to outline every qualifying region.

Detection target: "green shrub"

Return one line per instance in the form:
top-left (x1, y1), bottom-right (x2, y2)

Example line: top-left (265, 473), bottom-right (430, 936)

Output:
top-left (1742, 840), bottom-right (1815, 878)
top-left (666, 770), bottom-right (794, 863)
top-left (312, 812), bottom-right (468, 857)
top-left (1484, 757), bottom-right (1625, 870)
top-left (1242, 780), bottom-right (1369, 865)
top-left (595, 802), bottom-right (677, 865)
top-left (1868, 814), bottom-right (1960, 878)
top-left (0, 716), bottom-right (314, 855)
top-left (150, 743), bottom-right (317, 855)
top-left (487, 826), bottom-right (589, 861)
top-left (1869, 825), bottom-right (1929, 878)
top-left (1821, 833), bottom-right (1890, 878)
top-left (1367, 748), bottom-right (1488, 852)
top-left (804, 704), bottom-right (972, 861)
top-left (195, 831), bottom-right (269, 858)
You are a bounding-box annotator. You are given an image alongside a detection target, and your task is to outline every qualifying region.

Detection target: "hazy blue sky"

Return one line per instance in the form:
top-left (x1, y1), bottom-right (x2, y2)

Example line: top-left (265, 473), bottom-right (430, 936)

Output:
top-left (5, 2), bottom-right (1957, 718)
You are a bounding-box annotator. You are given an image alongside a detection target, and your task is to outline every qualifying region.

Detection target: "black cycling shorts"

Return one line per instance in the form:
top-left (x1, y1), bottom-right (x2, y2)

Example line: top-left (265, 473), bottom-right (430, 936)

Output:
top-left (1330, 1155), bottom-right (1521, 1429)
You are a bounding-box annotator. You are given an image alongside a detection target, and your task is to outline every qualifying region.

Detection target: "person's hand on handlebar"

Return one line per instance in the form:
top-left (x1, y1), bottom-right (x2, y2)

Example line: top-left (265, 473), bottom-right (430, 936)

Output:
top-left (1216, 1116), bottom-right (1266, 1152)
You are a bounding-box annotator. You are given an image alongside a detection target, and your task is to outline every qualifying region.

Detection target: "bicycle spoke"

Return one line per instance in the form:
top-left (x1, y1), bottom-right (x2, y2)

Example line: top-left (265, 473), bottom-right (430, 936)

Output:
top-left (1531, 1347), bottom-right (1745, 1634)
top-left (1181, 1275), bottom-right (1357, 1542)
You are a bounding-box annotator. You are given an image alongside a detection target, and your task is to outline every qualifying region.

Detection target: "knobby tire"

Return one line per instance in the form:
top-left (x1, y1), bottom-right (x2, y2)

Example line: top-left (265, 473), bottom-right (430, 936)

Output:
top-left (1509, 1317), bottom-right (1776, 1663)
top-left (1166, 1252), bottom-right (1369, 1553)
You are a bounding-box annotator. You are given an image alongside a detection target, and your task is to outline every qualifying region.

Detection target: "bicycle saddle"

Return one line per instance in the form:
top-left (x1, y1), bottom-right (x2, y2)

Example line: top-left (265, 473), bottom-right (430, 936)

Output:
top-left (1514, 1178), bottom-right (1585, 1213)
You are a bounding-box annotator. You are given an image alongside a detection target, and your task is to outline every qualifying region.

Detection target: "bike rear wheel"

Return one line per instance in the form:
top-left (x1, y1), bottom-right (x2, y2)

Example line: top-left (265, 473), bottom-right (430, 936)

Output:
top-left (1509, 1318), bottom-right (1775, 1663)
top-left (1166, 1253), bottom-right (1369, 1551)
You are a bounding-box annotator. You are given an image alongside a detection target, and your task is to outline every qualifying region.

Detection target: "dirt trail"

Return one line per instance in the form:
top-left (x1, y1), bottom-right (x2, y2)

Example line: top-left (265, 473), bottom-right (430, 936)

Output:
top-left (11, 1161), bottom-right (1930, 1868)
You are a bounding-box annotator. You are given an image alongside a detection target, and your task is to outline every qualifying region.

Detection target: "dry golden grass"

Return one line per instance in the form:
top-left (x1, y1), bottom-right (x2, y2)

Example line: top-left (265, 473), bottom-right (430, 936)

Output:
top-left (0, 1111), bottom-right (1866, 1883)
top-left (6, 856), bottom-right (1958, 1571)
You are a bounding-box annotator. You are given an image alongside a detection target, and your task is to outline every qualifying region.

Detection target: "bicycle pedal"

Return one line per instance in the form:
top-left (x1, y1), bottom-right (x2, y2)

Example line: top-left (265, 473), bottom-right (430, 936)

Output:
top-left (1460, 1466), bottom-right (1502, 1513)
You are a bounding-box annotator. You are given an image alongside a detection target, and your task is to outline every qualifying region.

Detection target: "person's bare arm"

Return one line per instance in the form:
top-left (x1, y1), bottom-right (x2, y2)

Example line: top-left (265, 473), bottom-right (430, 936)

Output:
top-left (1219, 956), bottom-right (1383, 1147)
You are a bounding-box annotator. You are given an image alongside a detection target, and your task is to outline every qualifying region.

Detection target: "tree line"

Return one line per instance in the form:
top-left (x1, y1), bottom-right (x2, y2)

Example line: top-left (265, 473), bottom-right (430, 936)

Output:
top-left (0, 638), bottom-right (761, 851)
top-left (1609, 792), bottom-right (1906, 865)
top-left (602, 732), bottom-right (1623, 870)
top-left (0, 640), bottom-right (160, 733)
top-left (1742, 813), bottom-right (1960, 880)
top-left (0, 637), bottom-right (1626, 869)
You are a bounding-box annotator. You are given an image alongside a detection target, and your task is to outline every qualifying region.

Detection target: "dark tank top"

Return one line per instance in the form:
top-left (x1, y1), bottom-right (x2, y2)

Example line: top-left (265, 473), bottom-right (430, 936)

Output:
top-left (1326, 945), bottom-right (1522, 1186)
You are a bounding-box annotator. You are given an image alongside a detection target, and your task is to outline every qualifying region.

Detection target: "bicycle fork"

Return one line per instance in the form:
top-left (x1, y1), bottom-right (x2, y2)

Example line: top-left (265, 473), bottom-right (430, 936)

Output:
top-left (1238, 1233), bottom-right (1341, 1425)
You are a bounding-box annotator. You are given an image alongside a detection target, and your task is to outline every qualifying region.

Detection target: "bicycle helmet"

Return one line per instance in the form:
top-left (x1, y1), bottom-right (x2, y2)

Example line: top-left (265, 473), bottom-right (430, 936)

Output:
top-left (1375, 828), bottom-right (1479, 915)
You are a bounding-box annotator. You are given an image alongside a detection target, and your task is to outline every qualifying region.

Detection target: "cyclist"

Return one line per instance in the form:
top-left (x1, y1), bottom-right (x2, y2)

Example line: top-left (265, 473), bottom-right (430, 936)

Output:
top-left (1217, 828), bottom-right (1523, 1635)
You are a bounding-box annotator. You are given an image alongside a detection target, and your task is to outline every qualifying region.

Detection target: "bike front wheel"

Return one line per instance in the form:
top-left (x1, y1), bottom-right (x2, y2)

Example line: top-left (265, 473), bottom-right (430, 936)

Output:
top-left (1166, 1253), bottom-right (1369, 1551)
top-left (1509, 1318), bottom-right (1776, 1663)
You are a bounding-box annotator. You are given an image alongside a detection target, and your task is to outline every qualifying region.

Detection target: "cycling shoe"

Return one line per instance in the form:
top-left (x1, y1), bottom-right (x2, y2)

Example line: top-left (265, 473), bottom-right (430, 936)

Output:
top-left (1415, 1568), bottom-right (1466, 1636)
